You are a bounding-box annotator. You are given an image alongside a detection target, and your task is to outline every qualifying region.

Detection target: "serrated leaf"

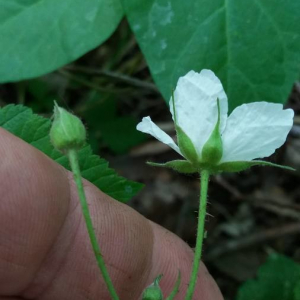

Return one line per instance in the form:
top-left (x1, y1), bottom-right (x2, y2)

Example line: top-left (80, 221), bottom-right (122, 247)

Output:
top-left (0, 0), bottom-right (123, 82)
top-left (236, 254), bottom-right (300, 300)
top-left (123, 0), bottom-right (300, 111)
top-left (0, 104), bottom-right (143, 203)
top-left (147, 160), bottom-right (198, 174)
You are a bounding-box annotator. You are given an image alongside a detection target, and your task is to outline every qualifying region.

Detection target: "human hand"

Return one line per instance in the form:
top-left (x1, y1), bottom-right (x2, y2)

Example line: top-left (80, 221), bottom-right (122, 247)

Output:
top-left (0, 128), bottom-right (223, 300)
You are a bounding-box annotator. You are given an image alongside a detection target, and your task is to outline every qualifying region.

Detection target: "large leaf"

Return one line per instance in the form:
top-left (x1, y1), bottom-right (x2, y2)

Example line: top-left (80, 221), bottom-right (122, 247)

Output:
top-left (123, 0), bottom-right (300, 111)
top-left (0, 0), bottom-right (123, 82)
top-left (236, 254), bottom-right (300, 300)
top-left (295, 280), bottom-right (300, 300)
top-left (0, 104), bottom-right (143, 202)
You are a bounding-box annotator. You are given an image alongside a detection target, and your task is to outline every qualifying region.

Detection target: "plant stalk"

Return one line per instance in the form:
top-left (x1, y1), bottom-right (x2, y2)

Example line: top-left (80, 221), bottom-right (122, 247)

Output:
top-left (185, 169), bottom-right (210, 300)
top-left (67, 149), bottom-right (119, 300)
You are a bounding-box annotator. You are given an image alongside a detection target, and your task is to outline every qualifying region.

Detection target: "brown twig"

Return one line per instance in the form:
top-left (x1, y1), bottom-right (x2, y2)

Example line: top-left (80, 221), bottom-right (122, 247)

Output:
top-left (64, 65), bottom-right (158, 92)
top-left (206, 222), bottom-right (300, 261)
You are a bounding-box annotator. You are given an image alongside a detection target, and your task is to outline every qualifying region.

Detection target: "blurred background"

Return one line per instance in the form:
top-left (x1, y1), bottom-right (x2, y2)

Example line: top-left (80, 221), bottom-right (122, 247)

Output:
top-left (1, 18), bottom-right (300, 300)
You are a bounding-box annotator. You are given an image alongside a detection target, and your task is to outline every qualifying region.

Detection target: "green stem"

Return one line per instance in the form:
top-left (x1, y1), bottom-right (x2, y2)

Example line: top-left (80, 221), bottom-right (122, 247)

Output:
top-left (185, 170), bottom-right (210, 300)
top-left (67, 149), bottom-right (119, 300)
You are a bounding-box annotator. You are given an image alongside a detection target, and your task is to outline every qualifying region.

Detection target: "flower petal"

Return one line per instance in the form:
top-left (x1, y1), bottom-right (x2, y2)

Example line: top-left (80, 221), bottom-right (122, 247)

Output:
top-left (221, 102), bottom-right (294, 162)
top-left (137, 117), bottom-right (183, 156)
top-left (170, 69), bottom-right (228, 156)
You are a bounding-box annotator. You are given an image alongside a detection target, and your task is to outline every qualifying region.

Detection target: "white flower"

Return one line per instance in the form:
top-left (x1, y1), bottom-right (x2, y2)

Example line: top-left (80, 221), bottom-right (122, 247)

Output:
top-left (137, 70), bottom-right (294, 170)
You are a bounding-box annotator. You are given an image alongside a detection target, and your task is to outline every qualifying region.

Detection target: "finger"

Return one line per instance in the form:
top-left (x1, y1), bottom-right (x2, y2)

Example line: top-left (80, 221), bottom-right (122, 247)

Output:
top-left (0, 128), bottom-right (70, 294)
top-left (149, 222), bottom-right (223, 299)
top-left (0, 128), bottom-right (223, 299)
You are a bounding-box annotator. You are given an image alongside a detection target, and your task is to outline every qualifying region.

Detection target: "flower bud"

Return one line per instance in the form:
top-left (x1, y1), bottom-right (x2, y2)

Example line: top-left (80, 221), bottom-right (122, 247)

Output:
top-left (50, 102), bottom-right (86, 152)
top-left (142, 275), bottom-right (163, 300)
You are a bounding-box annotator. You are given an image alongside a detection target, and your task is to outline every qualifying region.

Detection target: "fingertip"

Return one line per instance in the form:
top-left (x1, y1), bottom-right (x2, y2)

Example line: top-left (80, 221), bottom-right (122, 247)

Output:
top-left (148, 221), bottom-right (223, 300)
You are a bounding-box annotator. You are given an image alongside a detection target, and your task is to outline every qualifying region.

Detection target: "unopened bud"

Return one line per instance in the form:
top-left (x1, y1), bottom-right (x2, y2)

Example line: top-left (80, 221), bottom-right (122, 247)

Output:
top-left (50, 102), bottom-right (86, 152)
top-left (142, 274), bottom-right (163, 300)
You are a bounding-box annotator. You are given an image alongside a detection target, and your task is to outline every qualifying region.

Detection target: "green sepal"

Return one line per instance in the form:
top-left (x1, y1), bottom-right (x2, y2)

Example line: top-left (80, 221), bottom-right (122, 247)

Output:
top-left (147, 160), bottom-right (198, 174)
top-left (216, 160), bottom-right (295, 173)
top-left (165, 271), bottom-right (181, 300)
top-left (201, 99), bottom-right (223, 165)
top-left (176, 126), bottom-right (199, 164)
top-left (142, 274), bottom-right (163, 300)
top-left (171, 90), bottom-right (199, 164)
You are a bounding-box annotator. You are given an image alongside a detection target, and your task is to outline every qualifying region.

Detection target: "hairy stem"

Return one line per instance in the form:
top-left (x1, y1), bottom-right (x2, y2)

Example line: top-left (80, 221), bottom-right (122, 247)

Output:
top-left (185, 170), bottom-right (210, 300)
top-left (67, 149), bottom-right (119, 300)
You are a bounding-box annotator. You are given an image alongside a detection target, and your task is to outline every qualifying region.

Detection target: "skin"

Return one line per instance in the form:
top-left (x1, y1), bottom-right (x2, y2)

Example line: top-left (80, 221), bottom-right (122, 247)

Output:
top-left (0, 128), bottom-right (223, 300)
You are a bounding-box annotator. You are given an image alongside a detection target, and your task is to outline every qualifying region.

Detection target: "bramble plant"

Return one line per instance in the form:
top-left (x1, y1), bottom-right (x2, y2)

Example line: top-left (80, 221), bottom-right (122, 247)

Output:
top-left (0, 104), bottom-right (143, 203)
top-left (50, 103), bottom-right (120, 299)
top-left (1, 1), bottom-right (299, 299)
top-left (137, 69), bottom-right (294, 300)
top-left (45, 69), bottom-right (294, 300)
top-left (48, 104), bottom-right (182, 299)
top-left (236, 254), bottom-right (300, 300)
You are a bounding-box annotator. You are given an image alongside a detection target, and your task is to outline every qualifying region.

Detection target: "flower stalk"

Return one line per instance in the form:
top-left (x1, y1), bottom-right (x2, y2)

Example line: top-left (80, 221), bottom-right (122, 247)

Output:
top-left (50, 103), bottom-right (119, 300)
top-left (67, 149), bottom-right (119, 300)
top-left (185, 170), bottom-right (210, 300)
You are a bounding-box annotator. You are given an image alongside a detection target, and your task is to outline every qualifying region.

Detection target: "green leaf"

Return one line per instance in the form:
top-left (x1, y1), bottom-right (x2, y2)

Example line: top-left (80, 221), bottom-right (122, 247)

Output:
top-left (0, 0), bottom-right (123, 82)
top-left (217, 160), bottom-right (295, 173)
top-left (0, 104), bottom-right (143, 203)
top-left (294, 280), bottom-right (300, 300)
top-left (236, 254), bottom-right (300, 300)
top-left (123, 0), bottom-right (300, 111)
top-left (147, 160), bottom-right (198, 174)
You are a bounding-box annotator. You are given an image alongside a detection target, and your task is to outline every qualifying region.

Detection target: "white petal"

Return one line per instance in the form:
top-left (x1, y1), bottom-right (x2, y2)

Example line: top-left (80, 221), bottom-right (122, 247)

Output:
top-left (221, 102), bottom-right (294, 162)
top-left (137, 117), bottom-right (183, 156)
top-left (169, 69), bottom-right (228, 156)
